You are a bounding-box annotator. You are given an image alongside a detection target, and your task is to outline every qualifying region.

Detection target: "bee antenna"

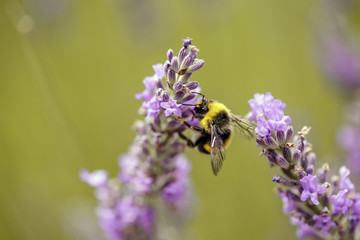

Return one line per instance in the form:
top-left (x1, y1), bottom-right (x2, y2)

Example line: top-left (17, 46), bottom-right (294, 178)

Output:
top-left (182, 103), bottom-right (196, 106)
top-left (191, 91), bottom-right (205, 101)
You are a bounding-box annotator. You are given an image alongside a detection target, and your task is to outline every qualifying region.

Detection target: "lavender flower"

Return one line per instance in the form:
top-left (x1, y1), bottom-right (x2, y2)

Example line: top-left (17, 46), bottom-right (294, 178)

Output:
top-left (313, 213), bottom-right (336, 236)
top-left (300, 175), bottom-right (326, 205)
top-left (278, 190), bottom-right (298, 214)
top-left (80, 38), bottom-right (204, 240)
top-left (331, 190), bottom-right (353, 216)
top-left (291, 216), bottom-right (317, 240)
top-left (249, 92), bottom-right (360, 239)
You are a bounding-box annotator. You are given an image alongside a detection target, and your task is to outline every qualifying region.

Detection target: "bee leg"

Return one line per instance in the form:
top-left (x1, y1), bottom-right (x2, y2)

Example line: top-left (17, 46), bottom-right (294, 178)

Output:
top-left (175, 117), bottom-right (204, 132)
top-left (178, 132), bottom-right (196, 148)
top-left (182, 120), bottom-right (204, 133)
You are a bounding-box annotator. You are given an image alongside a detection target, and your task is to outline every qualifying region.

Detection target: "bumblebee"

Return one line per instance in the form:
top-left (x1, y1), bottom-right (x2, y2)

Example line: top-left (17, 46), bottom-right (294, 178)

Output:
top-left (179, 93), bottom-right (254, 176)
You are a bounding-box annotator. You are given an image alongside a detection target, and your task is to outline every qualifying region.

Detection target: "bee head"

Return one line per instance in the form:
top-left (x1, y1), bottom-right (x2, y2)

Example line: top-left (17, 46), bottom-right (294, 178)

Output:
top-left (194, 99), bottom-right (209, 114)
top-left (181, 92), bottom-right (209, 116)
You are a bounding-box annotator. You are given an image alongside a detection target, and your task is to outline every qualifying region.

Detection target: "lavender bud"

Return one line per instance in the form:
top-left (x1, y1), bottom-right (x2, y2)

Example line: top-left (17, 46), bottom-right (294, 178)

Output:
top-left (317, 163), bottom-right (330, 184)
top-left (273, 175), bottom-right (299, 187)
top-left (183, 37), bottom-right (192, 48)
top-left (266, 151), bottom-right (277, 165)
top-left (167, 49), bottom-right (174, 62)
top-left (188, 46), bottom-right (198, 60)
top-left (272, 175), bottom-right (282, 183)
top-left (285, 126), bottom-right (294, 142)
top-left (256, 137), bottom-right (267, 147)
top-left (161, 91), bottom-right (169, 102)
top-left (293, 149), bottom-right (301, 164)
top-left (297, 137), bottom-right (305, 152)
top-left (171, 56), bottom-right (179, 72)
top-left (276, 130), bottom-right (285, 146)
top-left (180, 94), bottom-right (196, 103)
top-left (174, 91), bottom-right (186, 100)
top-left (180, 55), bottom-right (193, 70)
top-left (185, 81), bottom-right (199, 90)
top-left (178, 47), bottom-right (188, 63)
top-left (282, 145), bottom-right (292, 162)
top-left (349, 216), bottom-right (360, 235)
top-left (301, 154), bottom-right (308, 171)
top-left (330, 175), bottom-right (340, 193)
top-left (297, 169), bottom-right (307, 179)
top-left (156, 79), bottom-right (164, 89)
top-left (180, 73), bottom-right (192, 83)
top-left (167, 69), bottom-right (176, 84)
top-left (276, 155), bottom-right (290, 168)
top-left (307, 152), bottom-right (316, 166)
top-left (173, 81), bottom-right (183, 91)
top-left (187, 59), bottom-right (205, 73)
top-left (307, 165), bottom-right (314, 175)
top-left (264, 137), bottom-right (278, 149)
top-left (164, 59), bottom-right (171, 73)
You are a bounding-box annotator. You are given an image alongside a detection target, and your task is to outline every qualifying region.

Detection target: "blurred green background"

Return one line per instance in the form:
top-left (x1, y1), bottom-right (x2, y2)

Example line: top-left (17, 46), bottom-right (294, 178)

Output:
top-left (0, 0), bottom-right (356, 239)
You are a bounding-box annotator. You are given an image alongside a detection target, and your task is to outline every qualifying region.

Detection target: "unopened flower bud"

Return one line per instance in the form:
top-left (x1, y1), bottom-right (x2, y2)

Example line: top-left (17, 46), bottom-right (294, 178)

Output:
top-left (178, 47), bottom-right (188, 63)
top-left (180, 55), bottom-right (193, 70)
top-left (164, 60), bottom-right (171, 76)
top-left (173, 81), bottom-right (183, 91)
top-left (167, 69), bottom-right (176, 84)
top-left (276, 130), bottom-right (285, 146)
top-left (187, 59), bottom-right (205, 73)
top-left (186, 81), bottom-right (199, 90)
top-left (282, 145), bottom-right (292, 162)
top-left (167, 49), bottom-right (174, 62)
top-left (171, 56), bottom-right (179, 72)
top-left (276, 155), bottom-right (290, 168)
top-left (183, 37), bottom-right (192, 48)
top-left (297, 137), bottom-right (305, 152)
top-left (264, 136), bottom-right (278, 149)
top-left (293, 150), bottom-right (301, 164)
top-left (285, 126), bottom-right (294, 142)
top-left (256, 137), bottom-right (266, 147)
top-left (174, 91), bottom-right (186, 100)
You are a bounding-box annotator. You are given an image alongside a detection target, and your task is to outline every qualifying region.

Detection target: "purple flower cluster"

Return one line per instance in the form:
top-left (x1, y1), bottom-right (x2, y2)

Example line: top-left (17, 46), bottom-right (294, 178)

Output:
top-left (249, 92), bottom-right (360, 239)
top-left (249, 92), bottom-right (292, 149)
top-left (80, 38), bottom-right (204, 240)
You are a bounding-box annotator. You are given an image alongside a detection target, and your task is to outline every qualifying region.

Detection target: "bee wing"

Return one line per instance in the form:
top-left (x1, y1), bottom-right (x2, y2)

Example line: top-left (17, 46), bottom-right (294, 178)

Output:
top-left (230, 113), bottom-right (255, 138)
top-left (210, 123), bottom-right (226, 176)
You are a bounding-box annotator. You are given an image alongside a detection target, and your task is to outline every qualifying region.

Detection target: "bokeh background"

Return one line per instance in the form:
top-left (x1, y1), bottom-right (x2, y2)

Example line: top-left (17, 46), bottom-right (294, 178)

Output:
top-left (1, 0), bottom-right (359, 239)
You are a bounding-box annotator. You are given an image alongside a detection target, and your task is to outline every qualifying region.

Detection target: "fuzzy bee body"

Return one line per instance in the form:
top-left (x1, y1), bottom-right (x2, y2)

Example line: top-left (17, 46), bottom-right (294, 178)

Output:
top-left (180, 97), bottom-right (254, 176)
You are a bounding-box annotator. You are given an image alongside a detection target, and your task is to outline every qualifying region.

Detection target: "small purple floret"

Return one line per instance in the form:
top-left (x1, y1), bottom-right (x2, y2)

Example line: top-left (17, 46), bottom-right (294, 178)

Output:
top-left (331, 190), bottom-right (353, 216)
top-left (160, 97), bottom-right (182, 117)
top-left (278, 191), bottom-right (297, 214)
top-left (300, 174), bottom-right (326, 205)
top-left (339, 166), bottom-right (355, 192)
top-left (312, 214), bottom-right (336, 236)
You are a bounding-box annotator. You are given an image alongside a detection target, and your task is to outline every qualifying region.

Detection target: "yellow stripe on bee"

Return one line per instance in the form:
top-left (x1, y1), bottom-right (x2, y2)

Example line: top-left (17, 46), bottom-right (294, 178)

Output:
top-left (223, 133), bottom-right (232, 149)
top-left (203, 143), bottom-right (211, 153)
top-left (203, 133), bottom-right (232, 153)
top-left (199, 102), bottom-right (230, 132)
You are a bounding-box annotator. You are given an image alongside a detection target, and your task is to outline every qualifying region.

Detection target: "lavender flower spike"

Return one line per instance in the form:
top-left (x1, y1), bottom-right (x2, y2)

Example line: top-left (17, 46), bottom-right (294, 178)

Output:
top-left (249, 92), bottom-right (360, 239)
top-left (81, 38), bottom-right (204, 240)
